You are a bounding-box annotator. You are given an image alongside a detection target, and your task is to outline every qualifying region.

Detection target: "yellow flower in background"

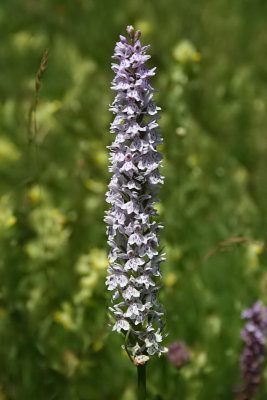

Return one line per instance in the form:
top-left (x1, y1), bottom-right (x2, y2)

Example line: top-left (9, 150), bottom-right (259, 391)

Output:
top-left (246, 242), bottom-right (263, 272)
top-left (195, 351), bottom-right (209, 368)
top-left (27, 185), bottom-right (50, 206)
top-left (80, 271), bottom-right (98, 289)
top-left (76, 248), bottom-right (108, 274)
top-left (54, 303), bottom-right (75, 330)
top-left (6, 215), bottom-right (16, 227)
top-left (36, 100), bottom-right (62, 125)
top-left (154, 202), bottom-right (163, 215)
top-left (0, 137), bottom-right (20, 162)
top-left (30, 207), bottom-right (67, 234)
top-left (173, 40), bottom-right (201, 64)
top-left (165, 272), bottom-right (176, 287)
top-left (0, 196), bottom-right (17, 230)
top-left (73, 287), bottom-right (93, 304)
top-left (163, 245), bottom-right (182, 287)
top-left (90, 248), bottom-right (108, 270)
top-left (51, 208), bottom-right (67, 227)
top-left (54, 312), bottom-right (72, 329)
top-left (74, 249), bottom-right (107, 304)
top-left (28, 186), bottom-right (41, 205)
top-left (25, 206), bottom-right (69, 260)
top-left (92, 150), bottom-right (108, 166)
top-left (181, 350), bottom-right (212, 382)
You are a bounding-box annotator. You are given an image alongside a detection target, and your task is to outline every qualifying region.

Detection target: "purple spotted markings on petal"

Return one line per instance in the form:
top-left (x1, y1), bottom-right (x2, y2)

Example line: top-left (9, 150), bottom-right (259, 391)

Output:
top-left (105, 26), bottom-right (167, 360)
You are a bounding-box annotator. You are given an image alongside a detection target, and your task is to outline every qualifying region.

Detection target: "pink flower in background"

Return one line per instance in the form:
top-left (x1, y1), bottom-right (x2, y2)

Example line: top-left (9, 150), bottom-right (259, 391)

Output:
top-left (167, 341), bottom-right (190, 368)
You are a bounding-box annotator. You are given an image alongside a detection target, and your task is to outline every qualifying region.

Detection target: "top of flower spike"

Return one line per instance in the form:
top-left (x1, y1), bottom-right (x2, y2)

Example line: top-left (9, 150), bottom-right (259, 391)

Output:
top-left (125, 25), bottom-right (141, 44)
top-left (241, 301), bottom-right (267, 324)
top-left (116, 26), bottom-right (143, 51)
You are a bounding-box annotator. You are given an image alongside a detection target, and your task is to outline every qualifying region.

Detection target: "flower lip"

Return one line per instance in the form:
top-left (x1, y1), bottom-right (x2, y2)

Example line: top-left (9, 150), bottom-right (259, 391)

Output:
top-left (134, 224), bottom-right (141, 232)
top-left (127, 249), bottom-right (134, 258)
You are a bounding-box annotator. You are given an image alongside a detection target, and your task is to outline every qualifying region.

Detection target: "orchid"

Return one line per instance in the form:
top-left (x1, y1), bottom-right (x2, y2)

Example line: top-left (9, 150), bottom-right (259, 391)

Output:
top-left (105, 26), bottom-right (167, 368)
top-left (236, 301), bottom-right (267, 400)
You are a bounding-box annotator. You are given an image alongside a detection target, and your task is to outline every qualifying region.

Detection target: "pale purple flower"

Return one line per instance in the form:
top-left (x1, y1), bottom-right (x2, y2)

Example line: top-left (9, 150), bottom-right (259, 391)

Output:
top-left (105, 26), bottom-right (167, 363)
top-left (167, 341), bottom-right (190, 368)
top-left (236, 301), bottom-right (267, 400)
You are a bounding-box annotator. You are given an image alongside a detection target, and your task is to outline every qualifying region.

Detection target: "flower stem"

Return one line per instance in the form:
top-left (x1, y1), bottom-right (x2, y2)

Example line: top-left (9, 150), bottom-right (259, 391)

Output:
top-left (137, 365), bottom-right (146, 400)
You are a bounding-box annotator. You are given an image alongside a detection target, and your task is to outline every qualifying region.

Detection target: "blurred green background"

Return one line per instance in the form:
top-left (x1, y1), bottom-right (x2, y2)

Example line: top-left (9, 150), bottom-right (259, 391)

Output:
top-left (0, 0), bottom-right (267, 399)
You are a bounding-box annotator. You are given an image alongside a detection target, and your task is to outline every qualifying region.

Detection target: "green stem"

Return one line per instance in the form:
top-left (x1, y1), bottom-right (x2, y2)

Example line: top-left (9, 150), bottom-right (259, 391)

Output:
top-left (137, 364), bottom-right (146, 400)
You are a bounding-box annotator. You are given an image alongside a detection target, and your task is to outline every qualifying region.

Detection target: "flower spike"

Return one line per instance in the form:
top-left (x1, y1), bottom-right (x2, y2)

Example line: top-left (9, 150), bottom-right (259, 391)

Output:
top-left (105, 27), bottom-right (167, 363)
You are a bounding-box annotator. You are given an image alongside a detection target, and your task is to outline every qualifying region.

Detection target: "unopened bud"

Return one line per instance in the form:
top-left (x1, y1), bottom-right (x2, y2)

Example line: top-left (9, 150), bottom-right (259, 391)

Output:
top-left (135, 30), bottom-right (141, 41)
top-left (126, 25), bottom-right (134, 39)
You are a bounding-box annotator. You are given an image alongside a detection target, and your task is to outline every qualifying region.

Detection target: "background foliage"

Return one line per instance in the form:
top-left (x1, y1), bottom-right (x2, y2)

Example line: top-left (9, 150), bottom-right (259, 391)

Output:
top-left (0, 0), bottom-right (267, 399)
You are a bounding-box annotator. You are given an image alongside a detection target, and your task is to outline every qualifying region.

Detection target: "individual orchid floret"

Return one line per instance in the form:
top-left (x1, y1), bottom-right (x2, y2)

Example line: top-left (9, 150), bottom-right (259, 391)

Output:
top-left (105, 26), bottom-right (167, 364)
